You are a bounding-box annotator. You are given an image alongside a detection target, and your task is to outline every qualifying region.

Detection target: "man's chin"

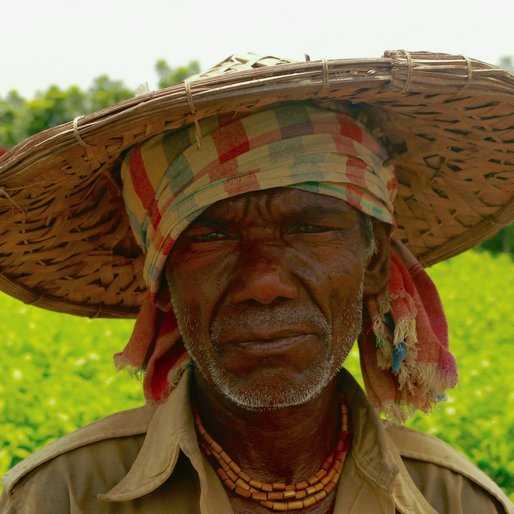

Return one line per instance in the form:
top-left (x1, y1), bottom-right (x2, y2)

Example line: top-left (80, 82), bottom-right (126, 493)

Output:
top-left (204, 362), bottom-right (337, 411)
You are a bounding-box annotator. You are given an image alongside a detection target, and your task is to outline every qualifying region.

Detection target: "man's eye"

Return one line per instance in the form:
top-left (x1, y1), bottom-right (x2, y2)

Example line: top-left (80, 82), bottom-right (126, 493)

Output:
top-left (190, 231), bottom-right (229, 242)
top-left (290, 224), bottom-right (332, 234)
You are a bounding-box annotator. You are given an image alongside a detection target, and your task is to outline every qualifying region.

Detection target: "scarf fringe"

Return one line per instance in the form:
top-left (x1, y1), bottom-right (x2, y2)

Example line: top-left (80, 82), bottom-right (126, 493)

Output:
top-left (380, 401), bottom-right (415, 424)
top-left (360, 245), bottom-right (458, 421)
top-left (113, 353), bottom-right (145, 381)
top-left (378, 363), bottom-right (458, 423)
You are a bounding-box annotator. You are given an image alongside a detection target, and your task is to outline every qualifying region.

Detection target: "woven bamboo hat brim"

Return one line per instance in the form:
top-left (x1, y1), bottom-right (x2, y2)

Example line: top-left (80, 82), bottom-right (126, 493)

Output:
top-left (1, 50), bottom-right (513, 318)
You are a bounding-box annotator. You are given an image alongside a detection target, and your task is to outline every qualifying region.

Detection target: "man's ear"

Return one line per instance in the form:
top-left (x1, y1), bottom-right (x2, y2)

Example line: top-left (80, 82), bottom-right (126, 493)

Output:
top-left (363, 219), bottom-right (391, 296)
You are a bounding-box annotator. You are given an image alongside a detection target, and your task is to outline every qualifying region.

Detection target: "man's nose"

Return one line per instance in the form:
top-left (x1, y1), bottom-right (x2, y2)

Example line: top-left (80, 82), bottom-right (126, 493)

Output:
top-left (231, 245), bottom-right (298, 304)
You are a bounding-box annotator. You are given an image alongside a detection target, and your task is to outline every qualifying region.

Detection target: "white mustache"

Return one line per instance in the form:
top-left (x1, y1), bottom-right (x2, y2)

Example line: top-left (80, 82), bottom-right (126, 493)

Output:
top-left (210, 305), bottom-right (331, 343)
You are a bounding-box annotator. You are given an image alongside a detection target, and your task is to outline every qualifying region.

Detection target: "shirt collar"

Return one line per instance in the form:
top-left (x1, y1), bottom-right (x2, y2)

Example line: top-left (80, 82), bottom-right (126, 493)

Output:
top-left (99, 366), bottom-right (194, 502)
top-left (100, 366), bottom-right (233, 513)
top-left (100, 367), bottom-right (401, 507)
top-left (339, 370), bottom-right (399, 492)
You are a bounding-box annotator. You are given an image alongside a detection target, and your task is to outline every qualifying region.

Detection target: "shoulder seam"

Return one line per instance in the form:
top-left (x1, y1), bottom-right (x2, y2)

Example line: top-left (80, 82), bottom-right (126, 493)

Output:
top-left (386, 425), bottom-right (513, 513)
top-left (2, 404), bottom-right (154, 496)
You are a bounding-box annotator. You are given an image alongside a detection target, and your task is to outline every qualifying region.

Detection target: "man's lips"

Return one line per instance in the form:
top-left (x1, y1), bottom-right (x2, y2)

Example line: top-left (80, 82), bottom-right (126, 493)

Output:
top-left (222, 330), bottom-right (319, 355)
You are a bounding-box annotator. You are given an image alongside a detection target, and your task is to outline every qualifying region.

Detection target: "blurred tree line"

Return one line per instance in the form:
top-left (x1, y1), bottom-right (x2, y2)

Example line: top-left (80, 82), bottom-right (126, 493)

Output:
top-left (0, 59), bottom-right (200, 148)
top-left (0, 57), bottom-right (512, 255)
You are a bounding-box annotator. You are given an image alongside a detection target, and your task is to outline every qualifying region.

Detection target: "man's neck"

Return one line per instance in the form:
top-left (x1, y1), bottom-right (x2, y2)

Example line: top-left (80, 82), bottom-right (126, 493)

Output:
top-left (192, 369), bottom-right (341, 485)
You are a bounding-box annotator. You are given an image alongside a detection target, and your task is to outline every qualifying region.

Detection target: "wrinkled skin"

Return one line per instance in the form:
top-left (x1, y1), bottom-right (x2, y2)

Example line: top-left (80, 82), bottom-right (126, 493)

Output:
top-left (166, 188), bottom-right (390, 513)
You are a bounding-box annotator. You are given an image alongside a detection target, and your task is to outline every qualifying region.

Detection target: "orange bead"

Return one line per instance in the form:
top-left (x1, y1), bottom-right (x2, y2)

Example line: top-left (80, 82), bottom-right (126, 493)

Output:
top-left (217, 468), bottom-right (229, 481)
top-left (229, 460), bottom-right (242, 474)
top-left (235, 478), bottom-right (251, 491)
top-left (226, 468), bottom-right (238, 482)
top-left (303, 495), bottom-right (317, 507)
top-left (325, 480), bottom-right (337, 494)
top-left (268, 491), bottom-right (285, 500)
top-left (287, 500), bottom-right (304, 510)
top-left (272, 482), bottom-right (286, 491)
top-left (235, 486), bottom-right (252, 498)
top-left (306, 486), bottom-right (317, 496)
top-left (271, 502), bottom-right (288, 511)
top-left (211, 441), bottom-right (223, 454)
top-left (249, 478), bottom-right (264, 489)
top-left (314, 490), bottom-right (327, 501)
top-left (225, 478), bottom-right (236, 491)
top-left (283, 490), bottom-right (296, 499)
top-left (251, 491), bottom-right (268, 501)
top-left (296, 481), bottom-right (309, 490)
top-left (239, 471), bottom-right (252, 483)
top-left (307, 475), bottom-right (320, 485)
top-left (321, 467), bottom-right (336, 485)
top-left (219, 450), bottom-right (231, 464)
top-left (307, 482), bottom-right (324, 495)
top-left (322, 454), bottom-right (334, 470)
top-left (217, 457), bottom-right (227, 468)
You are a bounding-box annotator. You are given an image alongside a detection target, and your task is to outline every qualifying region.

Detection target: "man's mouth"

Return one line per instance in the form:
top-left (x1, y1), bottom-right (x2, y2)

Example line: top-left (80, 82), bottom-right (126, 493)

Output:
top-left (235, 334), bottom-right (316, 354)
top-left (225, 330), bottom-right (319, 354)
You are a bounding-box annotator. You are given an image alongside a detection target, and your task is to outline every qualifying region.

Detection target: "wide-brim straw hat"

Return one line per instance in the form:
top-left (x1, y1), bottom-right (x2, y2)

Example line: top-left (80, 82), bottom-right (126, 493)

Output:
top-left (1, 50), bottom-right (513, 319)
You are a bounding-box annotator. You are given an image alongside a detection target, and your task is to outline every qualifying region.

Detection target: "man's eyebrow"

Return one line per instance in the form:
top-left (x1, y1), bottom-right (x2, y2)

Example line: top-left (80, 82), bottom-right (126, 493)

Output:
top-left (189, 213), bottom-right (231, 229)
top-left (190, 205), bottom-right (352, 226)
top-left (286, 205), bottom-right (352, 220)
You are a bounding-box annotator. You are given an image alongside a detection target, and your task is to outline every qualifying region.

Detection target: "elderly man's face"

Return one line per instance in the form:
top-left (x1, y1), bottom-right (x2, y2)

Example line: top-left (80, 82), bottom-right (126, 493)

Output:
top-left (166, 188), bottom-right (384, 410)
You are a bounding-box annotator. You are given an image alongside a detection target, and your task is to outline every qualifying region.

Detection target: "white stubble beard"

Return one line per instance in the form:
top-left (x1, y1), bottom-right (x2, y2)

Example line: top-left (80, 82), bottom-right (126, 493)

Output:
top-left (170, 281), bottom-right (364, 411)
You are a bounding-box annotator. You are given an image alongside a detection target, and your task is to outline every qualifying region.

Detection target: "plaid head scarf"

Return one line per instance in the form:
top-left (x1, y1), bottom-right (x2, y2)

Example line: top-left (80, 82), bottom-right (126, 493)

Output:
top-left (117, 103), bottom-right (458, 421)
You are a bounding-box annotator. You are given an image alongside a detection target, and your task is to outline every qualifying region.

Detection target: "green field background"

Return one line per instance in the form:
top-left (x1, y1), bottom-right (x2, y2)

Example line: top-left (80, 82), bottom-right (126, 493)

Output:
top-left (1, 250), bottom-right (513, 500)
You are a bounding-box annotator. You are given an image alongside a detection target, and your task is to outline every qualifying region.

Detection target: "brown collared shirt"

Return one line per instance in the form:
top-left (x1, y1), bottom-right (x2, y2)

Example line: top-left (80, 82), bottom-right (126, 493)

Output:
top-left (1, 369), bottom-right (513, 514)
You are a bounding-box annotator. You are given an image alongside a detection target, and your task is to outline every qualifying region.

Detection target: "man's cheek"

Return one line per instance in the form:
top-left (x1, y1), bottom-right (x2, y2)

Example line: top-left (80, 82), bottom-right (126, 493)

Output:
top-left (169, 291), bottom-right (199, 336)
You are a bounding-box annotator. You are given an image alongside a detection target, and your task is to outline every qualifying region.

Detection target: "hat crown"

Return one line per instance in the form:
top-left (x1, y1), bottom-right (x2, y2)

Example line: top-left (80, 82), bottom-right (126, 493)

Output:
top-left (191, 53), bottom-right (295, 80)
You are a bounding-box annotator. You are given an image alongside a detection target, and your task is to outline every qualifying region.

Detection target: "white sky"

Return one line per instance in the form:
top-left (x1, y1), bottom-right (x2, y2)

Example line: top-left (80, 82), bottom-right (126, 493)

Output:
top-left (2, 0), bottom-right (513, 97)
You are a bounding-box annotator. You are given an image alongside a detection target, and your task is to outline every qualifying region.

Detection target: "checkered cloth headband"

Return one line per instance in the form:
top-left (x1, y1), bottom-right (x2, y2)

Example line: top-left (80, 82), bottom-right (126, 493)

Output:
top-left (120, 104), bottom-right (397, 299)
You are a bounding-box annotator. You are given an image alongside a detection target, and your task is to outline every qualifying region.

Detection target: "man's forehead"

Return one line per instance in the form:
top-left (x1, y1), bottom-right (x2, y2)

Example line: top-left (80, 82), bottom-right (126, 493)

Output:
top-left (192, 188), bottom-right (357, 224)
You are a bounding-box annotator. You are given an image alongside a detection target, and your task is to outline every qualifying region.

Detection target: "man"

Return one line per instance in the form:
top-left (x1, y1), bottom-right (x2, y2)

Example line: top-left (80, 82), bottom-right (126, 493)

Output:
top-left (0, 51), bottom-right (513, 513)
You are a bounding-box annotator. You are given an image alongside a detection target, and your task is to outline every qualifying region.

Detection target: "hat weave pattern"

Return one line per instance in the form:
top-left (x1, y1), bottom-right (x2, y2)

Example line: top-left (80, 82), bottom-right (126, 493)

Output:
top-left (0, 51), bottom-right (513, 317)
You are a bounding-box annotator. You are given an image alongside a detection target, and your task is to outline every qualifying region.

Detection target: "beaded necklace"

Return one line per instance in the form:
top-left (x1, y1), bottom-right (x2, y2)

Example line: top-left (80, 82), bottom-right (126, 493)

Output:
top-left (194, 395), bottom-right (350, 511)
